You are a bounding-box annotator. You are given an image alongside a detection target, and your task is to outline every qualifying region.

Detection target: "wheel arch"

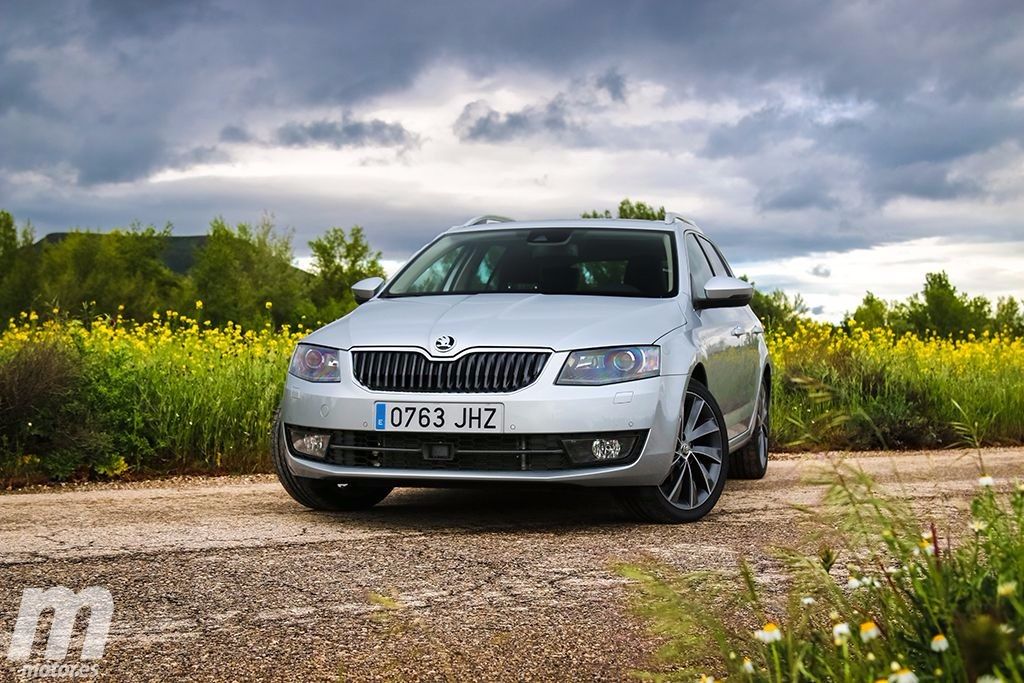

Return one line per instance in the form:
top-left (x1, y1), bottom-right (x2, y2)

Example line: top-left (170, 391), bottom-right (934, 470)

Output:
top-left (689, 362), bottom-right (708, 389)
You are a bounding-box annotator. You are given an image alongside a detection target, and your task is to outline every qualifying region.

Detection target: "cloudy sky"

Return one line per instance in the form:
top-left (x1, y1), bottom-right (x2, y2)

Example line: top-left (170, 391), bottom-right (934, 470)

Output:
top-left (2, 0), bottom-right (1023, 319)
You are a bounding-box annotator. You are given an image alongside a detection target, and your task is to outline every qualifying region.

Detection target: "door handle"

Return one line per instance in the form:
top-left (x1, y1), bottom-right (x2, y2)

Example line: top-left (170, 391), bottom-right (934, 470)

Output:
top-left (730, 325), bottom-right (746, 337)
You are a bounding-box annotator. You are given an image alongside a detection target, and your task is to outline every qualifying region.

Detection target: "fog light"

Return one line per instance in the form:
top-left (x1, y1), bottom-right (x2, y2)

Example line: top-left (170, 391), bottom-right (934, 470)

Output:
top-left (591, 438), bottom-right (621, 460)
top-left (289, 427), bottom-right (331, 459)
top-left (562, 435), bottom-right (636, 464)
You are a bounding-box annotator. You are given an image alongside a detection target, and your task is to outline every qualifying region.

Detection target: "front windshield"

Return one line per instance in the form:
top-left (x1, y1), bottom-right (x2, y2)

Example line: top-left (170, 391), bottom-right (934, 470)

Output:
top-left (384, 228), bottom-right (676, 298)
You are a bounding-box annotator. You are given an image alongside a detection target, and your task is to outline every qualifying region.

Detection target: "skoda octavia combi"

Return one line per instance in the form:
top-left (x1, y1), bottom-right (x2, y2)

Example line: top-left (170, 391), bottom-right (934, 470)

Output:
top-left (272, 214), bottom-right (771, 522)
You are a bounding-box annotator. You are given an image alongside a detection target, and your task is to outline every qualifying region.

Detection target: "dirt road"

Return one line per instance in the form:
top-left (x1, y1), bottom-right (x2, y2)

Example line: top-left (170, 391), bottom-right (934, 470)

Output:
top-left (1, 448), bottom-right (1021, 682)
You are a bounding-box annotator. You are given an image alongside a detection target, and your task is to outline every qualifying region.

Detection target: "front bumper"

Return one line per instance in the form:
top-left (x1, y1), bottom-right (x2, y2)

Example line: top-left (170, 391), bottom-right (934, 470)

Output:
top-left (280, 351), bottom-right (685, 487)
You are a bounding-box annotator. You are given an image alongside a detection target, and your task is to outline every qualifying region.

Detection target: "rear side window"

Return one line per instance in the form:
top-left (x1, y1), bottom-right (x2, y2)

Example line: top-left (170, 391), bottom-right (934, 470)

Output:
top-left (684, 234), bottom-right (714, 295)
top-left (697, 236), bottom-right (733, 277)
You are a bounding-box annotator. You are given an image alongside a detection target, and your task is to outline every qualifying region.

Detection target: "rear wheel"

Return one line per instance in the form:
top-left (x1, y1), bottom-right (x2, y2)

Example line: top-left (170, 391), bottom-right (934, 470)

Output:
top-left (730, 379), bottom-right (770, 480)
top-left (617, 380), bottom-right (728, 523)
top-left (271, 412), bottom-right (392, 511)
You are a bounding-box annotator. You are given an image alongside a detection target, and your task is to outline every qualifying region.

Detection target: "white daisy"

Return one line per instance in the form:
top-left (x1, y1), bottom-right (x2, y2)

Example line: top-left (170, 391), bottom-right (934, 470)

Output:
top-left (889, 668), bottom-right (918, 683)
top-left (930, 634), bottom-right (949, 652)
top-left (754, 622), bottom-right (782, 644)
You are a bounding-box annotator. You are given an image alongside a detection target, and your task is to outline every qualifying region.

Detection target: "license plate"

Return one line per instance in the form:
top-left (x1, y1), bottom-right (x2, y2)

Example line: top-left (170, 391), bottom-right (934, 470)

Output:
top-left (374, 402), bottom-right (504, 432)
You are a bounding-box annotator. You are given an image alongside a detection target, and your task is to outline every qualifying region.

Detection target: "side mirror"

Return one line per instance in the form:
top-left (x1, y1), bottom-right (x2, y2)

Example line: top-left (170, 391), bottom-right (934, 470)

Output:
top-left (352, 276), bottom-right (385, 304)
top-left (695, 275), bottom-right (753, 309)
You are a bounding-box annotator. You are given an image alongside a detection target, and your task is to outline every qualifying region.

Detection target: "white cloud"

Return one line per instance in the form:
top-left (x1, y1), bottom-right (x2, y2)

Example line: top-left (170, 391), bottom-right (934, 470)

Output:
top-left (736, 237), bottom-right (1024, 322)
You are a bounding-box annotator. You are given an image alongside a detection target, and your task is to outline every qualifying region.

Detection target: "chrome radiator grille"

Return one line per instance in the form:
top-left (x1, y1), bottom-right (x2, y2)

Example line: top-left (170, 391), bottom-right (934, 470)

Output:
top-left (351, 350), bottom-right (549, 393)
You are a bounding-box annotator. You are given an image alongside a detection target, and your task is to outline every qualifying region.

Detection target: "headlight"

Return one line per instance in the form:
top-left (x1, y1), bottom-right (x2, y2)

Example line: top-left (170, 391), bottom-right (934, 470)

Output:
top-left (557, 346), bottom-right (660, 385)
top-left (289, 343), bottom-right (341, 382)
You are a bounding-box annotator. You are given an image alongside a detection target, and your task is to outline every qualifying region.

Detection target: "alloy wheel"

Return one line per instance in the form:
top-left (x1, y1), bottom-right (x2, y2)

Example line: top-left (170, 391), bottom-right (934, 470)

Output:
top-left (756, 384), bottom-right (769, 468)
top-left (659, 389), bottom-right (724, 510)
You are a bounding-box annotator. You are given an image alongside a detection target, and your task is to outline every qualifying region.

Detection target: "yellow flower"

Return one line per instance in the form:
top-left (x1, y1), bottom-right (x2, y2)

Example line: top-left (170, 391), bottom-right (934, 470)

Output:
top-left (997, 581), bottom-right (1017, 597)
top-left (265, 301), bottom-right (273, 310)
top-left (195, 300), bottom-right (204, 310)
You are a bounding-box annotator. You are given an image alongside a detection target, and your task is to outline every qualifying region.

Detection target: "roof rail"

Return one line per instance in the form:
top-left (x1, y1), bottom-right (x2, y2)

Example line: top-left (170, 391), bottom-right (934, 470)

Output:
top-left (664, 211), bottom-right (697, 227)
top-left (461, 214), bottom-right (515, 227)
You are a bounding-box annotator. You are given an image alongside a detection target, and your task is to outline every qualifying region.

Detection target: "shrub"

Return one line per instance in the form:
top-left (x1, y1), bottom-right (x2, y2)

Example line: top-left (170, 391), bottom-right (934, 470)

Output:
top-left (0, 337), bottom-right (112, 481)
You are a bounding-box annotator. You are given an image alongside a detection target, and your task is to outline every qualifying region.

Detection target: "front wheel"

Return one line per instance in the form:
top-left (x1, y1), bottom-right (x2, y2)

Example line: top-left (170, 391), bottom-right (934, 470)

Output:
top-left (271, 412), bottom-right (393, 511)
top-left (616, 380), bottom-right (729, 523)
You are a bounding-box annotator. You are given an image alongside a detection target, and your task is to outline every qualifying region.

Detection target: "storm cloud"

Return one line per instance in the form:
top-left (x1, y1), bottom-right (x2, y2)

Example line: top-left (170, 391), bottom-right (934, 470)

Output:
top-left (0, 0), bottom-right (1022, 285)
top-left (274, 113), bottom-right (418, 150)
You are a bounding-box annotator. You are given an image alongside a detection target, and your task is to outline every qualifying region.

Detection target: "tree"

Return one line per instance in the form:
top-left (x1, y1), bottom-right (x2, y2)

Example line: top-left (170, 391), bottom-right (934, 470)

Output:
top-left (897, 272), bottom-right (991, 338)
top-left (188, 215), bottom-right (314, 328)
top-left (843, 272), bottom-right (1021, 339)
top-left (35, 224), bottom-right (183, 320)
top-left (583, 198), bottom-right (666, 221)
top-left (0, 210), bottom-right (17, 274)
top-left (308, 226), bottom-right (385, 322)
top-left (994, 297), bottom-right (1024, 337)
top-left (848, 292), bottom-right (890, 330)
top-left (740, 277), bottom-right (809, 334)
top-left (0, 211), bottom-right (38, 319)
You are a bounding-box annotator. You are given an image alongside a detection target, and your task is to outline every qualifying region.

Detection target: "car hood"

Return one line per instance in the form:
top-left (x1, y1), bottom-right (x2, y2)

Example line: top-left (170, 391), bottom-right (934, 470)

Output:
top-left (303, 294), bottom-right (684, 353)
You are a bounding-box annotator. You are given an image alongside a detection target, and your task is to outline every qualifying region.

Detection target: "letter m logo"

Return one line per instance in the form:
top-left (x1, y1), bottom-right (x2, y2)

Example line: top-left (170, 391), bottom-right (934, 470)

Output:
top-left (6, 587), bottom-right (113, 662)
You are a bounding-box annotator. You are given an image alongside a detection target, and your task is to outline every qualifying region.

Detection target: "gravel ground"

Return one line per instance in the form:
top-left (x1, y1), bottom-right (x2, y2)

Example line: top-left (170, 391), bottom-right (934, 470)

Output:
top-left (0, 448), bottom-right (1020, 682)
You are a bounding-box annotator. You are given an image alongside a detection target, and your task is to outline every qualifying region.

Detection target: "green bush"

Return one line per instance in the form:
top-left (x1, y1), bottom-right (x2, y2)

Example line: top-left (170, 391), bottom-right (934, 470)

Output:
top-left (0, 338), bottom-right (116, 482)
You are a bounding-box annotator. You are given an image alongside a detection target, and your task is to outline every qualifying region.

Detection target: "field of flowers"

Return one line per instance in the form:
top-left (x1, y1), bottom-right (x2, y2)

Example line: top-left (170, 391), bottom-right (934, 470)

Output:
top-left (1, 312), bottom-right (1022, 483)
top-left (0, 309), bottom-right (303, 483)
top-left (770, 321), bottom-right (1024, 450)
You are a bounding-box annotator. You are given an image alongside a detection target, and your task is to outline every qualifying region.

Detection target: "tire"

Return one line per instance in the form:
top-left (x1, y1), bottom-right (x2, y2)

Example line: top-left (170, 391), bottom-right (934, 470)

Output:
top-left (271, 411), bottom-right (393, 511)
top-left (729, 379), bottom-right (770, 480)
top-left (616, 379), bottom-right (729, 523)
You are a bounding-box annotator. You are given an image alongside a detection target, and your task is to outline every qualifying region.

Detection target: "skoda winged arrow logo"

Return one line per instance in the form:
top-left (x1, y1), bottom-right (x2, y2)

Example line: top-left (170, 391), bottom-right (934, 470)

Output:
top-left (434, 335), bottom-right (456, 352)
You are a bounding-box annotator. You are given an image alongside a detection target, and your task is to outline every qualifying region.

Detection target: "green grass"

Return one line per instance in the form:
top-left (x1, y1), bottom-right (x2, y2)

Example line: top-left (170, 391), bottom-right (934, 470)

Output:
top-left (617, 463), bottom-right (1024, 682)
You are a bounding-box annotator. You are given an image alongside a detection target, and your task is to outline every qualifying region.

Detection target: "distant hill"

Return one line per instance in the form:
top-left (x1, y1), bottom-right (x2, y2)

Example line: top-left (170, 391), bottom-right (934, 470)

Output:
top-left (36, 233), bottom-right (209, 275)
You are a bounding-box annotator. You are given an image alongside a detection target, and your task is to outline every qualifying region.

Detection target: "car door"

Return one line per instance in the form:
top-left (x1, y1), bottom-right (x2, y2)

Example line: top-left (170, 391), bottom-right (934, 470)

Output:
top-left (696, 235), bottom-right (761, 434)
top-left (683, 233), bottom-right (748, 440)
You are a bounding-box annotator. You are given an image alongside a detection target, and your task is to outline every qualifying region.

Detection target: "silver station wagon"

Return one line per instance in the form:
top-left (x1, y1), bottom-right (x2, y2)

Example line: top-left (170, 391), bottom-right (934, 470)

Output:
top-left (272, 214), bottom-right (771, 522)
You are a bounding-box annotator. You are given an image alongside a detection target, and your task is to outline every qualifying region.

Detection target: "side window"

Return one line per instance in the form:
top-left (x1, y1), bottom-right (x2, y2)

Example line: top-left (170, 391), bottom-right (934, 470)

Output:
top-left (404, 246), bottom-right (467, 293)
top-left (697, 236), bottom-right (732, 277)
top-left (684, 234), bottom-right (714, 296)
